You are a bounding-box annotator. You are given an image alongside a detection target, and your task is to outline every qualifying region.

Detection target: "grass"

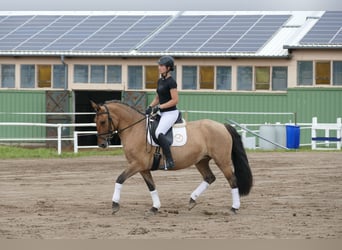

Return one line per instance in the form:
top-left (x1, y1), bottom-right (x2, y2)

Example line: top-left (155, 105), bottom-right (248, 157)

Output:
top-left (0, 145), bottom-right (123, 159)
top-left (0, 145), bottom-right (340, 159)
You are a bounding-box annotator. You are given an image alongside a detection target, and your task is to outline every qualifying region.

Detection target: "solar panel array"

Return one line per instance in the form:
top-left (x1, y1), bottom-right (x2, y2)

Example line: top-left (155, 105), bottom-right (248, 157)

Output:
top-left (300, 11), bottom-right (342, 44)
top-left (0, 13), bottom-right (291, 53)
top-left (141, 15), bottom-right (290, 52)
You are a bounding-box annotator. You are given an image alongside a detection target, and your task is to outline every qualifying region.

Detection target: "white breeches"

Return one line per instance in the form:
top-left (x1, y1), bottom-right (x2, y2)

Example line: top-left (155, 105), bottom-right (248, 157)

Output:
top-left (155, 110), bottom-right (179, 137)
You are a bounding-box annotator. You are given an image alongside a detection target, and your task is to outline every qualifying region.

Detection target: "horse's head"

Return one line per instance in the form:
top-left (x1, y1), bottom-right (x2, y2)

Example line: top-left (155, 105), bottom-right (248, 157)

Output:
top-left (90, 100), bottom-right (117, 148)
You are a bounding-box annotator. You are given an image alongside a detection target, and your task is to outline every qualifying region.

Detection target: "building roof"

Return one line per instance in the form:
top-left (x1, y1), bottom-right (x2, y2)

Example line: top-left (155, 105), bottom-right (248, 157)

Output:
top-left (0, 11), bottom-right (340, 58)
top-left (284, 11), bottom-right (342, 50)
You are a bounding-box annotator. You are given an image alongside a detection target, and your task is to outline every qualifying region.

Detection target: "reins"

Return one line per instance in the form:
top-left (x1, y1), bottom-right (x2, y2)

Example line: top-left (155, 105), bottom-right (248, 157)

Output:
top-left (96, 104), bottom-right (146, 139)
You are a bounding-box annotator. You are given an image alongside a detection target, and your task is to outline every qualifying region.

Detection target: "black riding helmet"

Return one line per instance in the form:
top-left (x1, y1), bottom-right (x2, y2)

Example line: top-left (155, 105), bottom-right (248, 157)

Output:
top-left (158, 56), bottom-right (174, 71)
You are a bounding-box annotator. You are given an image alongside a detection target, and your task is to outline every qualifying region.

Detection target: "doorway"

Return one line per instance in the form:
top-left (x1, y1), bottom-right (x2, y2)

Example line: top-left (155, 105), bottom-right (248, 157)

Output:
top-left (74, 90), bottom-right (121, 146)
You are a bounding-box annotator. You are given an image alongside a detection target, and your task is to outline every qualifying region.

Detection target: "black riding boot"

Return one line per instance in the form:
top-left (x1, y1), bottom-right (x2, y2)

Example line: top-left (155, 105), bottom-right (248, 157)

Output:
top-left (157, 134), bottom-right (175, 169)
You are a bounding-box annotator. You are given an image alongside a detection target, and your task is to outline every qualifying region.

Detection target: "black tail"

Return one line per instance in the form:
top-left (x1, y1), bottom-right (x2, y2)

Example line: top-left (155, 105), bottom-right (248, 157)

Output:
top-left (225, 124), bottom-right (253, 196)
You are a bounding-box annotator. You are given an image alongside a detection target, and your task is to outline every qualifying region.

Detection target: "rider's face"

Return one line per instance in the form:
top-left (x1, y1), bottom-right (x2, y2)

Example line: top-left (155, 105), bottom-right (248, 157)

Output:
top-left (158, 64), bottom-right (168, 74)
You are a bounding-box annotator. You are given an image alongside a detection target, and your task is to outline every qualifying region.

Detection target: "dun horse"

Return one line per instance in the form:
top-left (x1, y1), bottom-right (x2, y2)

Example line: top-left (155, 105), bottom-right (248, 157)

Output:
top-left (91, 100), bottom-right (253, 215)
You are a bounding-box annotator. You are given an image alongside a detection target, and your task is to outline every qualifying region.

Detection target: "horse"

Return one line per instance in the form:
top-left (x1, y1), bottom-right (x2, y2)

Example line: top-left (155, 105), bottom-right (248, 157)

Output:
top-left (90, 100), bottom-right (253, 215)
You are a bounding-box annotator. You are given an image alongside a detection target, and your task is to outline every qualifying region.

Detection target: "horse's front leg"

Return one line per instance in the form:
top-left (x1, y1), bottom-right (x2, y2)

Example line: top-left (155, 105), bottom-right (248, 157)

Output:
top-left (140, 170), bottom-right (160, 216)
top-left (112, 167), bottom-right (139, 214)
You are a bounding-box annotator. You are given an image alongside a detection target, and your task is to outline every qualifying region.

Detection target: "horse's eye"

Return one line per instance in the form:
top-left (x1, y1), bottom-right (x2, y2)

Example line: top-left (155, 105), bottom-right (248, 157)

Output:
top-left (100, 120), bottom-right (106, 126)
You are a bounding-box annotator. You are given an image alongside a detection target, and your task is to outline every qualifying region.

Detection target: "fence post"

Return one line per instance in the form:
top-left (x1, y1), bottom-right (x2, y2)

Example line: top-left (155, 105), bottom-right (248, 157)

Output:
top-left (74, 131), bottom-right (78, 153)
top-left (337, 118), bottom-right (342, 150)
top-left (57, 124), bottom-right (62, 155)
top-left (311, 117), bottom-right (317, 150)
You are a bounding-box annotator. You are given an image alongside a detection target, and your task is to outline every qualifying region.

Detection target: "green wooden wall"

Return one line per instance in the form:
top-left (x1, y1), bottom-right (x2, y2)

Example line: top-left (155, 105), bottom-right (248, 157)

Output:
top-left (0, 90), bottom-right (46, 139)
top-left (147, 88), bottom-right (342, 145)
top-left (1, 88), bottom-right (341, 146)
top-left (147, 88), bottom-right (342, 124)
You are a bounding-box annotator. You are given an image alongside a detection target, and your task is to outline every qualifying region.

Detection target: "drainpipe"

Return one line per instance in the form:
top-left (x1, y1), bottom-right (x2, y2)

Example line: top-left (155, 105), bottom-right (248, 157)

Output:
top-left (60, 55), bottom-right (68, 90)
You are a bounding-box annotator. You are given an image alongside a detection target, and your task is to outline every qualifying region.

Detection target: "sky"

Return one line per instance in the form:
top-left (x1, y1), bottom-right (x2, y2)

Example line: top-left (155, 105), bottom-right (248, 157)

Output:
top-left (0, 0), bottom-right (341, 11)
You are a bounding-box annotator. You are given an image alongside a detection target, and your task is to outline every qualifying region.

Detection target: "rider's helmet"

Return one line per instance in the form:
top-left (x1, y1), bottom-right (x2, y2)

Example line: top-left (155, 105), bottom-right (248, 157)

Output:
top-left (158, 56), bottom-right (174, 71)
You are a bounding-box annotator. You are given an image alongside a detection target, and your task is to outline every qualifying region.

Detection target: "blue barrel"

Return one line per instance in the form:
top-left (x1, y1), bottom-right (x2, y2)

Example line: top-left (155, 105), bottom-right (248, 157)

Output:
top-left (286, 125), bottom-right (300, 149)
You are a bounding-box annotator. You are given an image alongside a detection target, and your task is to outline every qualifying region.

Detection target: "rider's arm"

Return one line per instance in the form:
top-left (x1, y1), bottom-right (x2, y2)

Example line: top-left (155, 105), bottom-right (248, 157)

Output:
top-left (149, 94), bottom-right (160, 107)
top-left (160, 88), bottom-right (178, 110)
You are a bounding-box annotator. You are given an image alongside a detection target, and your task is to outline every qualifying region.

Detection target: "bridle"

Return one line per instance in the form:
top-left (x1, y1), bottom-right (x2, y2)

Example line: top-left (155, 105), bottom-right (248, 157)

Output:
top-left (96, 104), bottom-right (146, 143)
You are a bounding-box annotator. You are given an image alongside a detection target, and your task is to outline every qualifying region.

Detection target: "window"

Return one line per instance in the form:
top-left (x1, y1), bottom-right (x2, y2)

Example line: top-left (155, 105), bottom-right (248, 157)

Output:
top-left (21, 64), bottom-right (35, 88)
top-left (128, 66), bottom-right (142, 89)
top-left (272, 67), bottom-right (287, 90)
top-left (297, 61), bottom-right (313, 85)
top-left (255, 66), bottom-right (270, 90)
top-left (90, 65), bottom-right (105, 83)
top-left (74, 65), bottom-right (89, 83)
top-left (237, 66), bottom-right (252, 90)
top-left (37, 65), bottom-right (51, 88)
top-left (145, 66), bottom-right (159, 89)
top-left (107, 65), bottom-right (122, 83)
top-left (315, 61), bottom-right (330, 85)
top-left (1, 64), bottom-right (15, 88)
top-left (200, 66), bottom-right (214, 89)
top-left (216, 66), bottom-right (231, 90)
top-left (182, 66), bottom-right (197, 90)
top-left (53, 65), bottom-right (66, 89)
top-left (333, 61), bottom-right (342, 85)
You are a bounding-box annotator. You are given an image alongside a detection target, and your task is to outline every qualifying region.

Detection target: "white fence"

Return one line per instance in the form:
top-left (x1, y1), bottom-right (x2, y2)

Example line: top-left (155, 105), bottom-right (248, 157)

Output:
top-left (2, 111), bottom-right (339, 154)
top-left (73, 130), bottom-right (122, 153)
top-left (0, 122), bottom-right (121, 155)
top-left (311, 117), bottom-right (342, 150)
top-left (0, 110), bottom-right (296, 154)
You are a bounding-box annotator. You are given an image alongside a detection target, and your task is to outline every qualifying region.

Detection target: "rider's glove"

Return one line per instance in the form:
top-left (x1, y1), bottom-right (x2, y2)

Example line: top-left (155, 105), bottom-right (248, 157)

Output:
top-left (145, 106), bottom-right (152, 115)
top-left (152, 105), bottom-right (160, 114)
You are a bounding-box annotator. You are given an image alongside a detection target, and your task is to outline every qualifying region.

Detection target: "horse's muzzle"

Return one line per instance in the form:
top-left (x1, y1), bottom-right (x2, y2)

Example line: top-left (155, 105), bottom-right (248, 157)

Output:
top-left (98, 140), bottom-right (109, 148)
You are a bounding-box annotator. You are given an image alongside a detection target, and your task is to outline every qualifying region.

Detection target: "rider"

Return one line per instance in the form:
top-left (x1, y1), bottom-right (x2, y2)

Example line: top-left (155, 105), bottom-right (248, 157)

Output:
top-left (146, 55), bottom-right (179, 169)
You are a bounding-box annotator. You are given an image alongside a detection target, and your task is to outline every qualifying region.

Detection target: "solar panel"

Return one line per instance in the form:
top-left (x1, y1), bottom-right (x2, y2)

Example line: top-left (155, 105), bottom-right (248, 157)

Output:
top-left (43, 16), bottom-right (97, 51)
top-left (1, 12), bottom-right (330, 54)
top-left (167, 15), bottom-right (234, 52)
top-left (300, 11), bottom-right (342, 44)
top-left (0, 16), bottom-right (35, 50)
top-left (101, 15), bottom-right (170, 52)
top-left (198, 15), bottom-right (261, 52)
top-left (11, 16), bottom-right (86, 50)
top-left (139, 15), bottom-right (205, 52)
top-left (229, 15), bottom-right (290, 52)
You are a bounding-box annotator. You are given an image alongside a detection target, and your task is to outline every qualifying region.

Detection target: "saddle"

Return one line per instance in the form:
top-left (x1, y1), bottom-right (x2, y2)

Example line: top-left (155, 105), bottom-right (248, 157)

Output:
top-left (147, 112), bottom-right (187, 147)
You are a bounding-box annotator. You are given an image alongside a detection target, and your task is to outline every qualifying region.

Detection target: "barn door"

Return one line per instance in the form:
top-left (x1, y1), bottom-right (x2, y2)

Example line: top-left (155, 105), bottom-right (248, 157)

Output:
top-left (122, 91), bottom-right (146, 113)
top-left (46, 91), bottom-right (71, 148)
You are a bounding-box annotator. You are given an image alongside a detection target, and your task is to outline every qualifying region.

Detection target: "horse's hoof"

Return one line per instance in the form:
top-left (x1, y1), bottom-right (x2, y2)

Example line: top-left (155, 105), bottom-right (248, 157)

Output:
top-left (144, 207), bottom-right (158, 217)
top-left (188, 198), bottom-right (197, 210)
top-left (230, 207), bottom-right (238, 214)
top-left (112, 202), bottom-right (120, 214)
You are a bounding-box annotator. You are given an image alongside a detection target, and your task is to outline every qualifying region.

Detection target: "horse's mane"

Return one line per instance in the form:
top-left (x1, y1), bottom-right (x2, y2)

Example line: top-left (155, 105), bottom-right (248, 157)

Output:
top-left (104, 100), bottom-right (145, 115)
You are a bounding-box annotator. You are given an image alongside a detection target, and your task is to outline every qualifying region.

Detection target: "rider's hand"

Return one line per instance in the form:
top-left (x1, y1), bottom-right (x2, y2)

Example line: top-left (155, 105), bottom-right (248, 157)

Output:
top-left (145, 106), bottom-right (152, 115)
top-left (152, 105), bottom-right (160, 114)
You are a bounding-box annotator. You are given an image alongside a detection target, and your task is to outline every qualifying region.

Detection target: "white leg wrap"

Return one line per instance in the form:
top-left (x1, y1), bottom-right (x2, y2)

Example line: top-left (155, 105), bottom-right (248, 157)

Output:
top-left (150, 190), bottom-right (161, 209)
top-left (190, 181), bottom-right (210, 201)
top-left (231, 188), bottom-right (240, 209)
top-left (112, 183), bottom-right (122, 203)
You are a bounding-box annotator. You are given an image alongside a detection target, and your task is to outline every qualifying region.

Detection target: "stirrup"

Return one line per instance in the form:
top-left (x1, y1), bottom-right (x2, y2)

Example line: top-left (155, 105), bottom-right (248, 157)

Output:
top-left (164, 159), bottom-right (174, 170)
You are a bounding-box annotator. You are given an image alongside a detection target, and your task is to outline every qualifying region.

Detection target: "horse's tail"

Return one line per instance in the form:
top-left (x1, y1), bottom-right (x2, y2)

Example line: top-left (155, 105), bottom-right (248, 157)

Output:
top-left (225, 124), bottom-right (253, 196)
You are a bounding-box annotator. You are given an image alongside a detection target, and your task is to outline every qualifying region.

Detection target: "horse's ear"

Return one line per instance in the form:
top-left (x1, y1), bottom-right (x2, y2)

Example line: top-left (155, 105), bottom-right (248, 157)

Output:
top-left (90, 100), bottom-right (100, 111)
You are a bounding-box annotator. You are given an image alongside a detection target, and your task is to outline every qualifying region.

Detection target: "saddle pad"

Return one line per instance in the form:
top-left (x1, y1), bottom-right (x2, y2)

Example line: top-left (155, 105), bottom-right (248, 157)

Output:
top-left (147, 124), bottom-right (187, 147)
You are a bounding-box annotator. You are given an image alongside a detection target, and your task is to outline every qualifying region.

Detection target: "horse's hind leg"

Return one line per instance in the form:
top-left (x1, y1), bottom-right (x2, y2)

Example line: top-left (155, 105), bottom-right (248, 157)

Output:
top-left (140, 170), bottom-right (160, 215)
top-left (214, 158), bottom-right (240, 213)
top-left (189, 158), bottom-right (216, 210)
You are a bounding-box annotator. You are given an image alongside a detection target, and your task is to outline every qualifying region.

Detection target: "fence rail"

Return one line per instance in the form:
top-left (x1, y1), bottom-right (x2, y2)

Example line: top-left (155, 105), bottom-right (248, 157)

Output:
top-left (0, 122), bottom-right (96, 155)
top-left (2, 110), bottom-right (333, 154)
